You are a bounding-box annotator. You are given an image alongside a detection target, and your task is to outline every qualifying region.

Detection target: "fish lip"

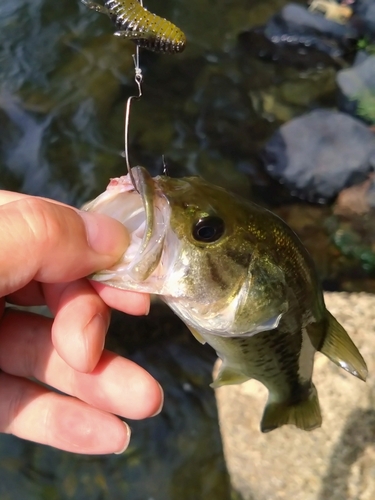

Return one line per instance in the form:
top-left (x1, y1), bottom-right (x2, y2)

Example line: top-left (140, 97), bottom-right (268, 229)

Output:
top-left (118, 166), bottom-right (172, 282)
top-left (83, 166), bottom-right (172, 289)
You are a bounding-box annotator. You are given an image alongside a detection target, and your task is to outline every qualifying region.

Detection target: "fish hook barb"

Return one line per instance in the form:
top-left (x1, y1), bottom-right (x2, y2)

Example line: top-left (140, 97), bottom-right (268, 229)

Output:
top-left (124, 39), bottom-right (143, 192)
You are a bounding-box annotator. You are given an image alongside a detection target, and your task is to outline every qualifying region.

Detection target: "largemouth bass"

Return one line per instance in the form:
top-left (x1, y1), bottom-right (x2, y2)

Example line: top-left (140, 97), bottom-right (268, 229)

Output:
top-left (83, 167), bottom-right (367, 432)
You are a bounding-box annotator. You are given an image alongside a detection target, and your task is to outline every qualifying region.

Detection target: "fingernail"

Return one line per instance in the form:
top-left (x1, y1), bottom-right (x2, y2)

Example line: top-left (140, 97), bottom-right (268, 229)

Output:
top-left (78, 211), bottom-right (129, 257)
top-left (114, 422), bottom-right (132, 455)
top-left (151, 383), bottom-right (164, 417)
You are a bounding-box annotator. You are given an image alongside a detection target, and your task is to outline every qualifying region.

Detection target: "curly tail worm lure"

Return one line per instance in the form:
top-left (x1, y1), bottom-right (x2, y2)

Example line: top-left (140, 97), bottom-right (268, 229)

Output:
top-left (81, 0), bottom-right (186, 53)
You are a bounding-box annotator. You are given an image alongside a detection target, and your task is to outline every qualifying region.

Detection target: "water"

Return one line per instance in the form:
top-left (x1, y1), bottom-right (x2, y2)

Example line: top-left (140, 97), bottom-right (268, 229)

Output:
top-left (0, 0), bottom-right (374, 498)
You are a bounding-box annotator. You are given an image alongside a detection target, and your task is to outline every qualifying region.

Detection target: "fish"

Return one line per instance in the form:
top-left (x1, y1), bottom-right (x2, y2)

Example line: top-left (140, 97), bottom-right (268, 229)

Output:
top-left (80, 0), bottom-right (186, 54)
top-left (82, 166), bottom-right (367, 432)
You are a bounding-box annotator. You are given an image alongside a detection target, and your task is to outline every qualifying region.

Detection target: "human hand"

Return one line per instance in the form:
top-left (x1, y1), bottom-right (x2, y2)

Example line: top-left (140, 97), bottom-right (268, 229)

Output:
top-left (0, 191), bottom-right (163, 454)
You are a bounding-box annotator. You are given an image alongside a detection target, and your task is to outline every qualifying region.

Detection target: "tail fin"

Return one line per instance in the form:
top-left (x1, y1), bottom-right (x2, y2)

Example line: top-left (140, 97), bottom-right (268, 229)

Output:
top-left (260, 385), bottom-right (322, 433)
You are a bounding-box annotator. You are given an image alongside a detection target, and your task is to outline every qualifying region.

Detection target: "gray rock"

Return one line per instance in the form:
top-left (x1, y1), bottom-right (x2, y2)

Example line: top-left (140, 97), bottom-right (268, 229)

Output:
top-left (353, 0), bottom-right (375, 37)
top-left (262, 109), bottom-right (375, 202)
top-left (238, 3), bottom-right (354, 69)
top-left (273, 3), bottom-right (351, 38)
top-left (337, 55), bottom-right (375, 123)
top-left (367, 175), bottom-right (375, 207)
top-left (214, 291), bottom-right (375, 500)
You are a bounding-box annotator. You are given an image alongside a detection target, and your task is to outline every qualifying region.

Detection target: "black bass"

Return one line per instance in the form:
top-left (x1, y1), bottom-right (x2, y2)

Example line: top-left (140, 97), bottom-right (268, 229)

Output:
top-left (83, 167), bottom-right (367, 432)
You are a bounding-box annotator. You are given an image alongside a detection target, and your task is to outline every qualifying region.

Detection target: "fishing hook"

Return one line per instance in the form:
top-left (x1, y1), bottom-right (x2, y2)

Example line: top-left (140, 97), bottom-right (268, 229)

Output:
top-left (124, 4), bottom-right (143, 193)
top-left (162, 154), bottom-right (169, 176)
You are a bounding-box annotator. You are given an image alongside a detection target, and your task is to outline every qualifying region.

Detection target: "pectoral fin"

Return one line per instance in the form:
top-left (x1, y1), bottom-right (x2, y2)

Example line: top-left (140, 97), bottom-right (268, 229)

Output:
top-left (211, 361), bottom-right (250, 388)
top-left (318, 311), bottom-right (367, 382)
top-left (234, 252), bottom-right (288, 335)
top-left (261, 385), bottom-right (322, 432)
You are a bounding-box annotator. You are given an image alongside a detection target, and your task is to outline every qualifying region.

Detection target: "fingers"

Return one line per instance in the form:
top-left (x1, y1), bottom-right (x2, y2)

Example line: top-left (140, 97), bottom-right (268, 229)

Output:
top-left (0, 196), bottom-right (129, 296)
top-left (0, 310), bottom-right (163, 420)
top-left (90, 281), bottom-right (151, 316)
top-left (0, 190), bottom-right (68, 206)
top-left (6, 281), bottom-right (45, 306)
top-left (42, 280), bottom-right (110, 373)
top-left (0, 373), bottom-right (130, 454)
top-left (6, 280), bottom-right (149, 373)
top-left (44, 279), bottom-right (150, 372)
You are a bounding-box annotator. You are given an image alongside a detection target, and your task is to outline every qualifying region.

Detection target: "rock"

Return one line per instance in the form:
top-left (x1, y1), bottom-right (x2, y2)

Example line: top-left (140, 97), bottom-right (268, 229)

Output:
top-left (262, 109), bottom-right (375, 202)
top-left (337, 55), bottom-right (375, 124)
top-left (367, 174), bottom-right (375, 207)
top-left (238, 3), bottom-right (356, 69)
top-left (214, 291), bottom-right (375, 500)
top-left (269, 3), bottom-right (352, 39)
top-left (334, 173), bottom-right (375, 213)
top-left (352, 0), bottom-right (375, 38)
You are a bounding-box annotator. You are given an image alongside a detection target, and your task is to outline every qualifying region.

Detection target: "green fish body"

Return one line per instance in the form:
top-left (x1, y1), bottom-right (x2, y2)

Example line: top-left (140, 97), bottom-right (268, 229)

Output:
top-left (83, 167), bottom-right (367, 432)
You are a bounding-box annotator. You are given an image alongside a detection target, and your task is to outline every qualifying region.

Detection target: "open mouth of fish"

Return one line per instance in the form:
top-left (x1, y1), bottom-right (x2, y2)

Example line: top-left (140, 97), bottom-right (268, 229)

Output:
top-left (82, 166), bottom-right (177, 293)
top-left (83, 166), bottom-right (288, 336)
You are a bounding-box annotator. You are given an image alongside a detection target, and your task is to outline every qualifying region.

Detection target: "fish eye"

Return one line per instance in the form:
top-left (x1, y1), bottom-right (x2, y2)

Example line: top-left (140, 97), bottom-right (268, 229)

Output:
top-left (192, 216), bottom-right (225, 243)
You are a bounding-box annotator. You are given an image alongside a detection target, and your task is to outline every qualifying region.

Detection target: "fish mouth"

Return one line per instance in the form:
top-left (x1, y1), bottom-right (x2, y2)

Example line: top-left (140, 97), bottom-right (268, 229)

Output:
top-left (83, 166), bottom-right (175, 293)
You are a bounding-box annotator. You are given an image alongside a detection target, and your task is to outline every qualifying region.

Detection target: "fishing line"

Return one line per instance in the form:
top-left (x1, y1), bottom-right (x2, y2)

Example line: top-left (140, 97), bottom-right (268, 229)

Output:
top-left (124, 0), bottom-right (144, 193)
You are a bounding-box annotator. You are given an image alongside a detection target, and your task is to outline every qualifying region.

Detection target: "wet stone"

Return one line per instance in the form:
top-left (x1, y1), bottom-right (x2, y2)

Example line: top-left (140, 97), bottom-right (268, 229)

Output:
top-left (337, 54), bottom-right (375, 124)
top-left (367, 175), bottom-right (375, 207)
top-left (262, 109), bottom-right (375, 202)
top-left (214, 291), bottom-right (375, 500)
top-left (238, 2), bottom-right (356, 69)
top-left (353, 0), bottom-right (375, 38)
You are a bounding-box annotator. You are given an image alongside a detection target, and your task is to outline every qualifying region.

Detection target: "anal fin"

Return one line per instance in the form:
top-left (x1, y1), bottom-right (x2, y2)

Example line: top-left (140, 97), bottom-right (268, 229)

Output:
top-left (261, 385), bottom-right (322, 433)
top-left (211, 361), bottom-right (249, 389)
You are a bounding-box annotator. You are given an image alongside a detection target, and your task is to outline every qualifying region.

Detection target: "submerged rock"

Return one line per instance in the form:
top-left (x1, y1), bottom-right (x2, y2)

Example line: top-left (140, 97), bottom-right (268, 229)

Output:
top-left (352, 0), bottom-right (375, 38)
top-left (238, 3), bottom-right (356, 69)
top-left (337, 54), bottom-right (375, 124)
top-left (368, 175), bottom-right (375, 206)
top-left (214, 291), bottom-right (375, 500)
top-left (335, 173), bottom-right (375, 212)
top-left (262, 109), bottom-right (375, 202)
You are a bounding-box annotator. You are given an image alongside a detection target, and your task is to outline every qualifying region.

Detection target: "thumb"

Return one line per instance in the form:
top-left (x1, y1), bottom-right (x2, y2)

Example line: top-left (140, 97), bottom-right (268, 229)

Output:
top-left (0, 195), bottom-right (128, 296)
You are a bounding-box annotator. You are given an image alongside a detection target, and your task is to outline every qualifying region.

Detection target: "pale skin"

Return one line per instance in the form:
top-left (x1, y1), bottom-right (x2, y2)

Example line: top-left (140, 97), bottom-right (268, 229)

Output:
top-left (0, 191), bottom-right (163, 454)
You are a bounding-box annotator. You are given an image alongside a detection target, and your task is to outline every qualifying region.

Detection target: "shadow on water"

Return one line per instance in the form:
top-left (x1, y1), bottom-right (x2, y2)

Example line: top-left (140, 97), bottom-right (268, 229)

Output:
top-left (0, 303), bottom-right (233, 499)
top-left (318, 408), bottom-right (375, 500)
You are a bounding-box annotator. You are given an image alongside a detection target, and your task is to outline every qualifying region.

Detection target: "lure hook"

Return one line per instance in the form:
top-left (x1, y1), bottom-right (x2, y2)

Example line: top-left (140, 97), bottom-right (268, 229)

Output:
top-left (162, 154), bottom-right (169, 176)
top-left (124, 14), bottom-right (143, 193)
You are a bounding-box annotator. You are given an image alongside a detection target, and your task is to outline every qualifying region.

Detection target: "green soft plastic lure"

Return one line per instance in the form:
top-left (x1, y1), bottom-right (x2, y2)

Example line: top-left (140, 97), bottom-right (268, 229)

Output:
top-left (81, 0), bottom-right (186, 53)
